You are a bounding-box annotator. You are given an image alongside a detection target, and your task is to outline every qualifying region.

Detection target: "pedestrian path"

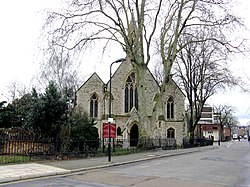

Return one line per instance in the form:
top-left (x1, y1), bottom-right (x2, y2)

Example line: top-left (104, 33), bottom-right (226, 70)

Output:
top-left (0, 145), bottom-right (220, 185)
top-left (0, 163), bottom-right (69, 184)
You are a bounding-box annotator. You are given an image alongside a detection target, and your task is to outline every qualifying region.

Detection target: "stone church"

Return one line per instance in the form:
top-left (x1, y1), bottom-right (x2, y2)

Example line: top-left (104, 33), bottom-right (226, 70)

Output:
top-left (75, 60), bottom-right (187, 147)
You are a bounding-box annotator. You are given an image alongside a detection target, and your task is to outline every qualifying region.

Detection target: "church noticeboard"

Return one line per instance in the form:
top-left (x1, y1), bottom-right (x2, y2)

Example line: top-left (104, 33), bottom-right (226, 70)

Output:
top-left (103, 123), bottom-right (116, 138)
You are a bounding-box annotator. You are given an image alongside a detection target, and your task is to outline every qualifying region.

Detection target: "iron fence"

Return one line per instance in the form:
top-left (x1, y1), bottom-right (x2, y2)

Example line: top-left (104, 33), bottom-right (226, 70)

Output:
top-left (182, 137), bottom-right (213, 148)
top-left (0, 133), bottom-right (178, 164)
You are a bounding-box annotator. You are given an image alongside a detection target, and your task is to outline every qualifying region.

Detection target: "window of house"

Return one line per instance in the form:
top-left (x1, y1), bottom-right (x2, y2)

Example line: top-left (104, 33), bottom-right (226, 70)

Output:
top-left (166, 96), bottom-right (174, 119)
top-left (167, 127), bottom-right (175, 138)
top-left (125, 72), bottom-right (138, 112)
top-left (90, 93), bottom-right (98, 118)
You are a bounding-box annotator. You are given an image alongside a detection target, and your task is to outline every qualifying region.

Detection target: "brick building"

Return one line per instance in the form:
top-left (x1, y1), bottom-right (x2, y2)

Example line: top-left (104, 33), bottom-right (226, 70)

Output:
top-left (197, 106), bottom-right (221, 141)
top-left (197, 106), bottom-right (232, 141)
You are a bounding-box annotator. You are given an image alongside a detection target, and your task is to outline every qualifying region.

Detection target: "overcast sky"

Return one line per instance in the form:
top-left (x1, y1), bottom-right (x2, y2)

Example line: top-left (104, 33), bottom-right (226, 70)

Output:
top-left (0, 1), bottom-right (250, 126)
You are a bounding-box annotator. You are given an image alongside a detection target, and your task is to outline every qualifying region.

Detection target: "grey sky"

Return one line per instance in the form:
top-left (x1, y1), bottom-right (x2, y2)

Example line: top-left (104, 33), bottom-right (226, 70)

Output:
top-left (0, 0), bottom-right (250, 125)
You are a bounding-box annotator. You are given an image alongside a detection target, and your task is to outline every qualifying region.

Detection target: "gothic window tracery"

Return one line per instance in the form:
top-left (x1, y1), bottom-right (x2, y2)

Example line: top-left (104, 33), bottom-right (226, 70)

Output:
top-left (125, 72), bottom-right (138, 113)
top-left (166, 96), bottom-right (174, 119)
top-left (90, 93), bottom-right (98, 118)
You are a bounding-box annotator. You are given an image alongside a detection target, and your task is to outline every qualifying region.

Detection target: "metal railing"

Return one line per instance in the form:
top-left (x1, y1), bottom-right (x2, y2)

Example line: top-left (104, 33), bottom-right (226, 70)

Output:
top-left (0, 133), bottom-right (179, 164)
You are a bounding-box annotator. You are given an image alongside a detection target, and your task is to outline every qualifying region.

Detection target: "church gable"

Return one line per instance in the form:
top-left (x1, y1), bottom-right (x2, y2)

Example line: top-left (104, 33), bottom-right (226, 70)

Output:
top-left (159, 79), bottom-right (185, 121)
top-left (108, 60), bottom-right (134, 89)
top-left (77, 72), bottom-right (104, 93)
top-left (165, 79), bottom-right (185, 100)
top-left (76, 73), bottom-right (105, 117)
top-left (107, 60), bottom-right (160, 116)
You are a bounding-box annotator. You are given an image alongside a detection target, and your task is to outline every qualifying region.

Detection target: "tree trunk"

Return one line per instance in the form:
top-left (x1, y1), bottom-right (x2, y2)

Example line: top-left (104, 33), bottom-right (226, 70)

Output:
top-left (189, 130), bottom-right (195, 144)
top-left (134, 63), bottom-right (151, 147)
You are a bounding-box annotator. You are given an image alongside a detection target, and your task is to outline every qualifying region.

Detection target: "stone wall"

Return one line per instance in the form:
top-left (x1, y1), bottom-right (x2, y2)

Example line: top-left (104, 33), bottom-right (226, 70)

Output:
top-left (107, 60), bottom-right (159, 116)
top-left (76, 73), bottom-right (105, 121)
top-left (76, 61), bottom-right (187, 146)
top-left (154, 79), bottom-right (186, 146)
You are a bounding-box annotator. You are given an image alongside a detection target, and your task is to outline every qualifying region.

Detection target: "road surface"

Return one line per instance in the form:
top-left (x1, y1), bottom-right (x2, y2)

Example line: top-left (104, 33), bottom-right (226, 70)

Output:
top-left (3, 140), bottom-right (250, 187)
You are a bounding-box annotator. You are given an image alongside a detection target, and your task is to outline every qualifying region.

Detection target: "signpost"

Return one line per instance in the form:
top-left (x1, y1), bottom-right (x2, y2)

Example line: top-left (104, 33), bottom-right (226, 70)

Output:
top-left (103, 123), bottom-right (116, 138)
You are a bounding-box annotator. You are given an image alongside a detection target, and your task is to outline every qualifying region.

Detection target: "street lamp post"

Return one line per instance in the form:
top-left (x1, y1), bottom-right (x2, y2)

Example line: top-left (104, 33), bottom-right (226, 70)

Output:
top-left (108, 58), bottom-right (126, 162)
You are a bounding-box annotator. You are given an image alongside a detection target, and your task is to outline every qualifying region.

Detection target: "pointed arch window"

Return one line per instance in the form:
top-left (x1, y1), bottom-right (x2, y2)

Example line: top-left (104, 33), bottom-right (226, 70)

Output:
top-left (90, 93), bottom-right (98, 118)
top-left (125, 72), bottom-right (138, 113)
top-left (117, 127), bottom-right (122, 136)
top-left (167, 127), bottom-right (175, 138)
top-left (167, 96), bottom-right (174, 119)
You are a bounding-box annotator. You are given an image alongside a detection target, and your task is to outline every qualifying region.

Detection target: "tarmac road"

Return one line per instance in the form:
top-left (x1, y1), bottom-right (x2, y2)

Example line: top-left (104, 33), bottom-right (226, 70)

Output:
top-left (2, 140), bottom-right (250, 187)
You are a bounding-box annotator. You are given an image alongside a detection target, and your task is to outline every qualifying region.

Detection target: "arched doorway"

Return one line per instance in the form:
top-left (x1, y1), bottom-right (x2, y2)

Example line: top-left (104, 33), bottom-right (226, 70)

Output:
top-left (130, 124), bottom-right (139, 147)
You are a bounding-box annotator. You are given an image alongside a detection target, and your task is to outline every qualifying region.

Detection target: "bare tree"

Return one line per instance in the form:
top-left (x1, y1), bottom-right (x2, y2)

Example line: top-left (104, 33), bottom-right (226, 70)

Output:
top-left (152, 61), bottom-right (164, 85)
top-left (214, 104), bottom-right (238, 141)
top-left (44, 0), bottom-right (165, 140)
top-left (44, 0), bottom-right (246, 142)
top-left (39, 44), bottom-right (82, 93)
top-left (7, 82), bottom-right (17, 102)
top-left (214, 105), bottom-right (238, 128)
top-left (7, 82), bottom-right (28, 102)
top-left (174, 26), bottom-right (240, 141)
top-left (159, 0), bottom-right (246, 85)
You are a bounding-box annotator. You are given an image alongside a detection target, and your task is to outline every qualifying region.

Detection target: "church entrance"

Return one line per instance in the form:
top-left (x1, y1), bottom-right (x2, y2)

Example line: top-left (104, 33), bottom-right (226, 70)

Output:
top-left (130, 124), bottom-right (138, 147)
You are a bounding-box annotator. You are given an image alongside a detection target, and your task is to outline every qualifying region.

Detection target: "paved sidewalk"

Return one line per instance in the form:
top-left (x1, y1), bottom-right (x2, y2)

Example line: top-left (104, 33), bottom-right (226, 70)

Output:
top-left (0, 145), bottom-right (220, 185)
top-left (0, 163), bottom-right (68, 184)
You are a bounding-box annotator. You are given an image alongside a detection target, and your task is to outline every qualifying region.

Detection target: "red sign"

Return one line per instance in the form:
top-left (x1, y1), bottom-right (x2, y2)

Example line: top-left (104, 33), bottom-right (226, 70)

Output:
top-left (202, 125), bottom-right (217, 131)
top-left (103, 123), bottom-right (116, 138)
